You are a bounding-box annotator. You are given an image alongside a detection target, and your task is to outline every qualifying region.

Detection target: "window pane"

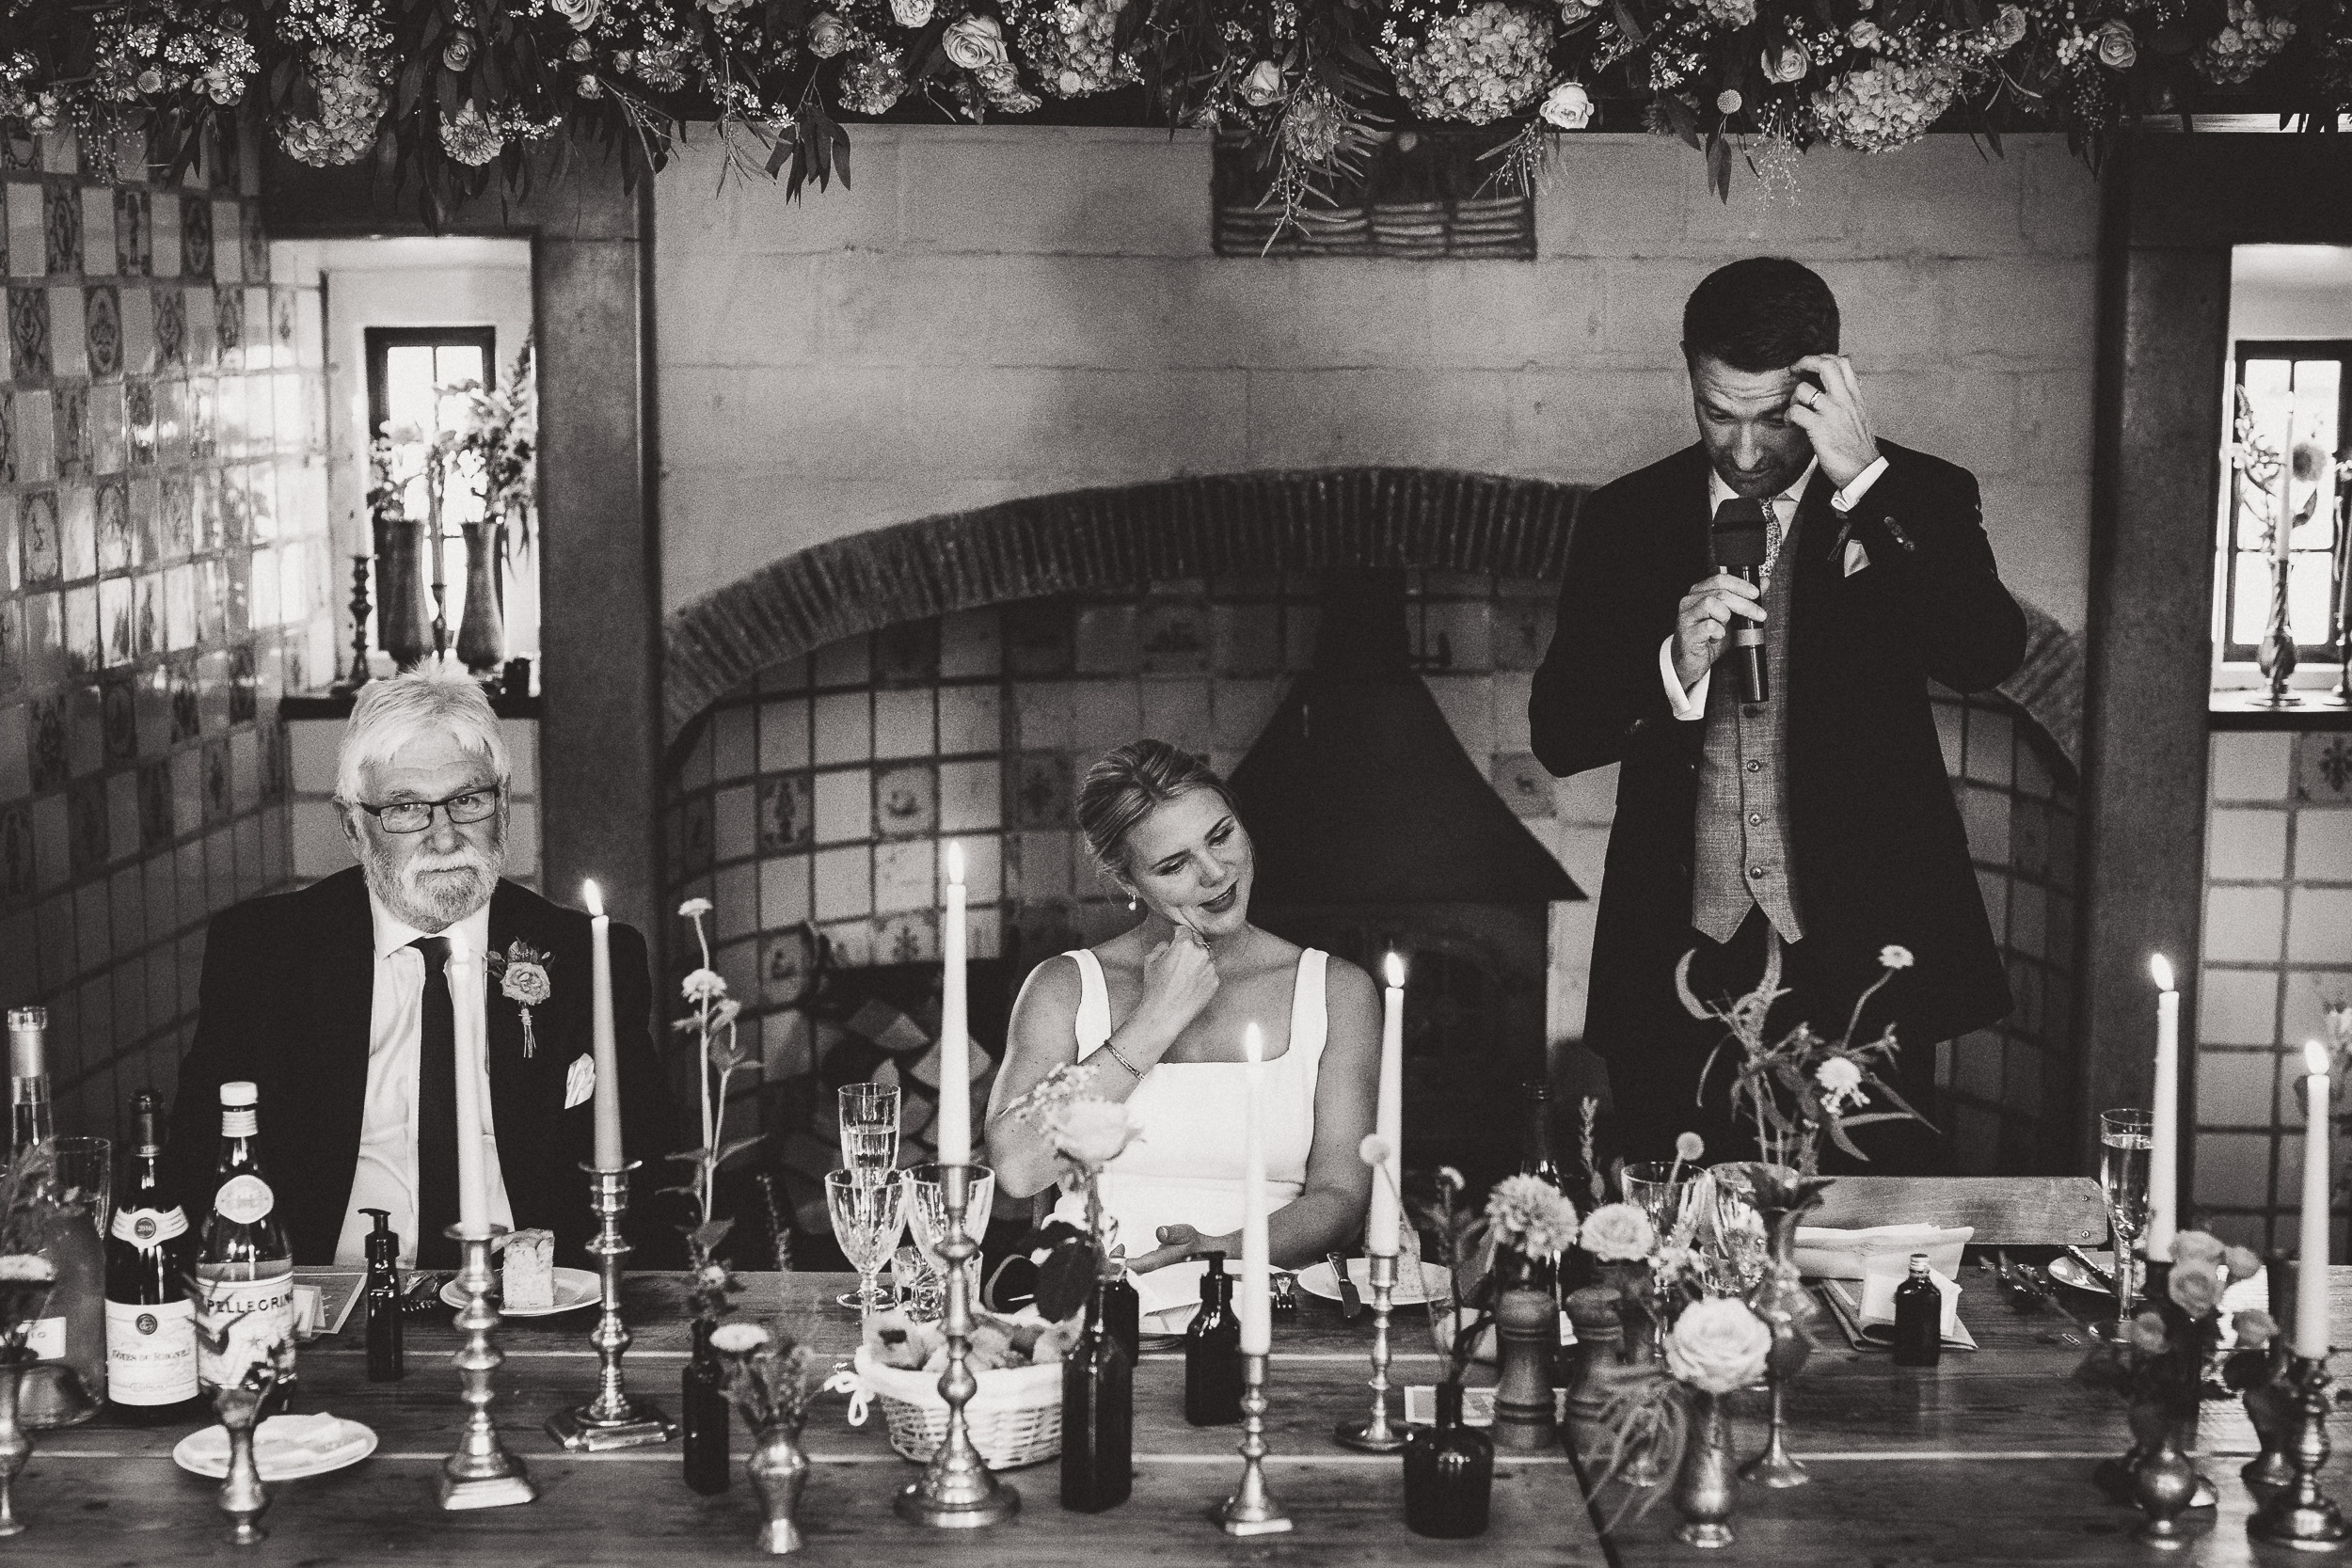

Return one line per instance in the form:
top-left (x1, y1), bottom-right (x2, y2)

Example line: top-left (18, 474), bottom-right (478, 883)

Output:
top-left (384, 345), bottom-right (437, 436)
top-left (2290, 550), bottom-right (2335, 644)
top-left (2233, 552), bottom-right (2272, 646)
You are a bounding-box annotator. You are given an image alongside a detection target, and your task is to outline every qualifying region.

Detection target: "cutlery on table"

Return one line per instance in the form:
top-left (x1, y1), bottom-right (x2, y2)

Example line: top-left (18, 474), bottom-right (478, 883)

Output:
top-left (1327, 1252), bottom-right (1363, 1320)
top-left (2064, 1245), bottom-right (2115, 1291)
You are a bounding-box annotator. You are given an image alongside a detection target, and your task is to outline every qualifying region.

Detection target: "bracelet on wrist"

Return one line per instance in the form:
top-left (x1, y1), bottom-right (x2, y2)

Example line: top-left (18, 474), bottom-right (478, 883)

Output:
top-left (1101, 1039), bottom-right (1144, 1081)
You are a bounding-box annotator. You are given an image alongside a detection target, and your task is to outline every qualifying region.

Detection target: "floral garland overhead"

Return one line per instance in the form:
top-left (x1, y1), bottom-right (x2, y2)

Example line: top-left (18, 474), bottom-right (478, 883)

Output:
top-left (0, 0), bottom-right (2342, 223)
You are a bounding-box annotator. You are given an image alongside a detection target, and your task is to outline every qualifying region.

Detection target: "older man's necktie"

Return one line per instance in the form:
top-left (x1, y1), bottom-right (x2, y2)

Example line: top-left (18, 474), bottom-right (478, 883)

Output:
top-left (412, 936), bottom-right (459, 1267)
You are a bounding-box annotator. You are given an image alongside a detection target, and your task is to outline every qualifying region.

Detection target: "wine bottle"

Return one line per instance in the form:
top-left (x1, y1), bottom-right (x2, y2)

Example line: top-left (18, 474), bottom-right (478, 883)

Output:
top-left (104, 1091), bottom-right (202, 1420)
top-left (1517, 1082), bottom-right (1571, 1312)
top-left (681, 1318), bottom-right (731, 1494)
top-left (8, 1007), bottom-right (104, 1426)
top-left (1060, 1271), bottom-right (1135, 1513)
top-left (1183, 1252), bottom-right (1242, 1426)
top-left (194, 1081), bottom-right (297, 1402)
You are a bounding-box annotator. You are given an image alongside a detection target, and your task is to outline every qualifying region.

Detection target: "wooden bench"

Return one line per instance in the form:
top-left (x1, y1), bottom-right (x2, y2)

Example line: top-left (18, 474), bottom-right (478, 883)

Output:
top-left (1806, 1175), bottom-right (2108, 1247)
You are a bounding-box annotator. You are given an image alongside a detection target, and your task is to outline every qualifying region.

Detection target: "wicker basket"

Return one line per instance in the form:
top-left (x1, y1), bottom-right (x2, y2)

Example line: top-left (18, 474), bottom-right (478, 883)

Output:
top-left (848, 1345), bottom-right (1064, 1470)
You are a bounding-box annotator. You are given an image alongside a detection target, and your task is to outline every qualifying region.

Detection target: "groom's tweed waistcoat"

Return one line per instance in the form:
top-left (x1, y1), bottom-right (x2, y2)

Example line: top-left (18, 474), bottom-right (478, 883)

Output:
top-left (1692, 502), bottom-right (1804, 944)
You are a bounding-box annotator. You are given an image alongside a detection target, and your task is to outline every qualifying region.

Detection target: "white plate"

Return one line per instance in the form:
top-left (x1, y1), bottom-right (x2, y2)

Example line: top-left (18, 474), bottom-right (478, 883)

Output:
top-left (1295, 1259), bottom-right (1454, 1307)
top-left (173, 1415), bottom-right (378, 1481)
top-left (439, 1265), bottom-right (601, 1317)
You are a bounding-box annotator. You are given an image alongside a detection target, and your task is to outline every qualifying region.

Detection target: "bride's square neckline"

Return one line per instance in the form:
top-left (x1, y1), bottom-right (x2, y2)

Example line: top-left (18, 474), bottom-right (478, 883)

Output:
top-left (1089, 943), bottom-right (1312, 1066)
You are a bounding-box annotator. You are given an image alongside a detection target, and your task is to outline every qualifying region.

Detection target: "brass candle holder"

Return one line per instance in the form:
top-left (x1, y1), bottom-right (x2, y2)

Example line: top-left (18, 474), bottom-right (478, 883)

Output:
top-left (548, 1163), bottom-right (675, 1451)
top-left (894, 1164), bottom-right (1018, 1528)
top-left (2249, 1353), bottom-right (2351, 1549)
top-left (439, 1226), bottom-right (538, 1511)
top-left (1215, 1351), bottom-right (1294, 1536)
top-left (215, 1366), bottom-right (277, 1546)
top-left (1335, 1251), bottom-right (1405, 1452)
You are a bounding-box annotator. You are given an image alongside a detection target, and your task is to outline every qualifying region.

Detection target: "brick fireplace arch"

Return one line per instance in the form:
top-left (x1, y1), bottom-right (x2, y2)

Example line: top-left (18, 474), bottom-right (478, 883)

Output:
top-left (661, 467), bottom-right (2084, 768)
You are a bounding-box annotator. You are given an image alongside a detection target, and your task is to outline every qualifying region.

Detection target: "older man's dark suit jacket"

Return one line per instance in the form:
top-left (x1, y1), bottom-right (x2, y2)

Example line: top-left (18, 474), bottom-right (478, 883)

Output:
top-left (162, 867), bottom-right (671, 1265)
top-left (1530, 441), bottom-right (2027, 1125)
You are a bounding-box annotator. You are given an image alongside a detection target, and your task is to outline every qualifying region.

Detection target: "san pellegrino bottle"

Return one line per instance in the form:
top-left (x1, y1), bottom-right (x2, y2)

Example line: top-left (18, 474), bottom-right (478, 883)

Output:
top-left (195, 1081), bottom-right (296, 1400)
top-left (104, 1090), bottom-right (201, 1418)
top-left (8, 1006), bottom-right (105, 1424)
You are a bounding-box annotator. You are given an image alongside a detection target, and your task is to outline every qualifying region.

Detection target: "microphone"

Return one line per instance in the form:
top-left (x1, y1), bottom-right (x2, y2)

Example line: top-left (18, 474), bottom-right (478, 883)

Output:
top-left (1710, 497), bottom-right (1770, 704)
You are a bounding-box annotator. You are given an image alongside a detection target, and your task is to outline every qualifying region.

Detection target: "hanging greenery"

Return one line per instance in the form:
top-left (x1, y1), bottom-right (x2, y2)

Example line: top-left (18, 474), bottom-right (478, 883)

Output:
top-left (0, 0), bottom-right (2342, 227)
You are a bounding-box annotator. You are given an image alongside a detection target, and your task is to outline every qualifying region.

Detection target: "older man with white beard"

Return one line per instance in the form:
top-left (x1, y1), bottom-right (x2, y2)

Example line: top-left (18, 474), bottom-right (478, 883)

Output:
top-left (164, 669), bottom-right (670, 1266)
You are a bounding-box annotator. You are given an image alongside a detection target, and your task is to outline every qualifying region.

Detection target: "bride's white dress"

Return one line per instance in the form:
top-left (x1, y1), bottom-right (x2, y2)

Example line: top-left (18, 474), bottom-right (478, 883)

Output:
top-left (1053, 945), bottom-right (1328, 1325)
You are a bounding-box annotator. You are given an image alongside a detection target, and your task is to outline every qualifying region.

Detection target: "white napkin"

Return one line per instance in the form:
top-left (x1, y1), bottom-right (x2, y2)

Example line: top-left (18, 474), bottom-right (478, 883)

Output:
top-left (182, 1413), bottom-right (373, 1478)
top-left (1858, 1259), bottom-right (1963, 1338)
top-left (1794, 1223), bottom-right (1971, 1282)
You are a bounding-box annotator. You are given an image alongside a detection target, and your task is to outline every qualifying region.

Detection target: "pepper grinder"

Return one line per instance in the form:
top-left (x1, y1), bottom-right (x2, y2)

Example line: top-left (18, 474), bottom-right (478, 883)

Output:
top-left (361, 1209), bottom-right (403, 1383)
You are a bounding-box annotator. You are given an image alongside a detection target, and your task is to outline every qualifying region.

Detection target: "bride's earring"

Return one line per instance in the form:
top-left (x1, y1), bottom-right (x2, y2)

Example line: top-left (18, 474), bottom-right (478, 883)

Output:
top-left (1126, 895), bottom-right (1139, 912)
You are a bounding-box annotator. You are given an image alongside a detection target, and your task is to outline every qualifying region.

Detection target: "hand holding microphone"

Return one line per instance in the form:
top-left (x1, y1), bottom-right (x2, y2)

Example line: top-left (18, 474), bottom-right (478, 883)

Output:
top-left (1709, 497), bottom-right (1771, 704)
top-left (1671, 505), bottom-right (1772, 698)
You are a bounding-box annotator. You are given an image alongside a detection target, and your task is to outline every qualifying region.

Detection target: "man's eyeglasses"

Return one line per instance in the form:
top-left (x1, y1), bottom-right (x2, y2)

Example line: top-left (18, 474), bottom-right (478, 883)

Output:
top-left (353, 788), bottom-right (502, 834)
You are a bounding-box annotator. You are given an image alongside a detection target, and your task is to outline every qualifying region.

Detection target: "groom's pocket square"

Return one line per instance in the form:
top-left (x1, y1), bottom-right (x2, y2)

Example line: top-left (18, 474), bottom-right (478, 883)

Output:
top-left (564, 1054), bottom-right (596, 1110)
top-left (1843, 539), bottom-right (1871, 578)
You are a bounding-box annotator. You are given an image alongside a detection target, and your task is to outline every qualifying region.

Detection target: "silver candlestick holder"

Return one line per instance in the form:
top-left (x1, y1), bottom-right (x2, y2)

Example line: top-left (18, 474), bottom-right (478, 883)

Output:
top-left (1216, 1351), bottom-right (1294, 1535)
top-left (2249, 1353), bottom-right (2351, 1549)
top-left (1335, 1251), bottom-right (1405, 1452)
top-left (548, 1163), bottom-right (674, 1451)
top-left (439, 1226), bottom-right (538, 1511)
top-left (894, 1164), bottom-right (1018, 1528)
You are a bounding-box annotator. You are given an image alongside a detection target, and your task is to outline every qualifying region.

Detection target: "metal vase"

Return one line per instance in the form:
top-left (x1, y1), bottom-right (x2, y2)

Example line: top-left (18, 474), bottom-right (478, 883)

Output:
top-left (745, 1422), bottom-right (810, 1555)
top-left (1740, 1242), bottom-right (1814, 1488)
top-left (2131, 1425), bottom-right (2202, 1548)
top-left (455, 521), bottom-right (505, 675)
top-left (1672, 1389), bottom-right (1739, 1549)
top-left (372, 516), bottom-right (431, 671)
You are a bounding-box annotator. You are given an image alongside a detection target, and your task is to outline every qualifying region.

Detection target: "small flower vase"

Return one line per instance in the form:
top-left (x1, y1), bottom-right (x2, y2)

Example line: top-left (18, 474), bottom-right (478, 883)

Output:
top-left (2242, 1350), bottom-right (2300, 1493)
top-left (0, 1347), bottom-right (34, 1537)
top-left (1489, 1282), bottom-right (1559, 1452)
top-left (2132, 1424), bottom-right (2203, 1547)
top-left (1403, 1382), bottom-right (1493, 1538)
top-left (1673, 1388), bottom-right (1740, 1549)
top-left (682, 1319), bottom-right (731, 1496)
top-left (372, 515), bottom-right (430, 671)
top-left (744, 1421), bottom-right (809, 1554)
top-left (456, 521), bottom-right (506, 675)
top-left (1060, 1275), bottom-right (1134, 1513)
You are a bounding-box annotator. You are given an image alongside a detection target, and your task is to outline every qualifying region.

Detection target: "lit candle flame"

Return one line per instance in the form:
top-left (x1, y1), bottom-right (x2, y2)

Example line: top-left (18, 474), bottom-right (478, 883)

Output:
top-left (2150, 954), bottom-right (2175, 991)
top-left (581, 879), bottom-right (603, 918)
top-left (1244, 1021), bottom-right (1263, 1067)
top-left (2311, 1039), bottom-right (2332, 1079)
top-left (946, 840), bottom-right (964, 887)
top-left (1385, 952), bottom-right (1406, 990)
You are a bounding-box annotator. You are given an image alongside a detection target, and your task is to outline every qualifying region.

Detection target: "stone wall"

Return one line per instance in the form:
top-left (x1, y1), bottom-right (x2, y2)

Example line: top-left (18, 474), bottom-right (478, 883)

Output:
top-left (0, 131), bottom-right (335, 1145)
top-left (653, 127), bottom-right (2099, 637)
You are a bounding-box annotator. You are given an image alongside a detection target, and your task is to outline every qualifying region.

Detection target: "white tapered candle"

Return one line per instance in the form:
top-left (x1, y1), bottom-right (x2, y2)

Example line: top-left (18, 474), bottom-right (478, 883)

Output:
top-left (938, 842), bottom-right (970, 1166)
top-left (2300, 1038), bottom-right (2333, 1360)
top-left (1366, 954), bottom-right (1406, 1258)
top-left (1240, 1022), bottom-right (1270, 1356)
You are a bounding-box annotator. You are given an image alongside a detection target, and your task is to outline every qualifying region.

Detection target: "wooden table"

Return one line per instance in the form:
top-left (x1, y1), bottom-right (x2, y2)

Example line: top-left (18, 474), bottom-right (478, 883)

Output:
top-left (7, 1269), bottom-right (2346, 1564)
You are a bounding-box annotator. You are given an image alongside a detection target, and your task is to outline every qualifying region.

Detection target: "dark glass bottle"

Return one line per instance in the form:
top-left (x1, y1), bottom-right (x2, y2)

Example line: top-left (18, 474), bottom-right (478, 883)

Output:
top-left (103, 1090), bottom-right (202, 1421)
top-left (1101, 1272), bottom-right (1139, 1366)
top-left (10, 1007), bottom-right (104, 1426)
top-left (682, 1318), bottom-right (731, 1493)
top-left (1518, 1082), bottom-right (1572, 1314)
top-left (1059, 1274), bottom-right (1135, 1513)
top-left (1403, 1382), bottom-right (1495, 1538)
top-left (1892, 1253), bottom-right (1942, 1368)
top-left (1184, 1253), bottom-right (1242, 1427)
top-left (361, 1209), bottom-right (403, 1383)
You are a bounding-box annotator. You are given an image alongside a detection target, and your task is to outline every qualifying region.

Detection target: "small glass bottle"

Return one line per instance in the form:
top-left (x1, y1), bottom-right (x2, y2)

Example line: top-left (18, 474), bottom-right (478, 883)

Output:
top-left (682, 1318), bottom-right (731, 1494)
top-left (1891, 1253), bottom-right (1942, 1368)
top-left (1184, 1253), bottom-right (1242, 1427)
top-left (1100, 1271), bottom-right (1139, 1366)
top-left (360, 1209), bottom-right (403, 1383)
top-left (1059, 1269), bottom-right (1135, 1513)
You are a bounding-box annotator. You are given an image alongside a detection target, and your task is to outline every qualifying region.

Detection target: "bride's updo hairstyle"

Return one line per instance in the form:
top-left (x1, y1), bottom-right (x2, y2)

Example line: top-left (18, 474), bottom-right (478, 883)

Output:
top-left (1076, 740), bottom-right (1240, 882)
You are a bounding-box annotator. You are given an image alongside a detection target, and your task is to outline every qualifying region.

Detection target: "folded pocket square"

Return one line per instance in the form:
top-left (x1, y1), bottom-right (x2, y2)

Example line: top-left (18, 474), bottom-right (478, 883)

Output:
top-left (1843, 539), bottom-right (1870, 577)
top-left (564, 1053), bottom-right (595, 1110)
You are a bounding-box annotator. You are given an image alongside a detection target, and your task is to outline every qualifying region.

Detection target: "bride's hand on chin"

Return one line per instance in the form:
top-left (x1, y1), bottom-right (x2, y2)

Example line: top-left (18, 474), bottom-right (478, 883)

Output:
top-left (1127, 1224), bottom-right (1204, 1274)
top-left (1136, 928), bottom-right (1220, 1040)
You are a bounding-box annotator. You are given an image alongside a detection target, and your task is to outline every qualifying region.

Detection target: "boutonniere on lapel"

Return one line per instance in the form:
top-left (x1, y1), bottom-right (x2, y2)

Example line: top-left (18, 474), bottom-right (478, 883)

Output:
top-left (485, 941), bottom-right (553, 1058)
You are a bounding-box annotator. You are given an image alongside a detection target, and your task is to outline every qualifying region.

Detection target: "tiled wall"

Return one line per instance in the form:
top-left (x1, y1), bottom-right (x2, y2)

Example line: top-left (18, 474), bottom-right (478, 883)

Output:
top-left (662, 572), bottom-right (2079, 1175)
top-left (2195, 726), bottom-right (2352, 1252)
top-left (0, 131), bottom-right (334, 1148)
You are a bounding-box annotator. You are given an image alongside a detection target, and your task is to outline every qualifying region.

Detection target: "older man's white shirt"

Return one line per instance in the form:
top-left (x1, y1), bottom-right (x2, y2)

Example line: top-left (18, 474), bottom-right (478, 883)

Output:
top-left (331, 897), bottom-right (516, 1265)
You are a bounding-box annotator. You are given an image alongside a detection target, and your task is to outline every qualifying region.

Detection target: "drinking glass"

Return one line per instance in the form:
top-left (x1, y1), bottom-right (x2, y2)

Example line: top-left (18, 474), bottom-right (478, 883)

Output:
top-left (837, 1083), bottom-right (900, 1177)
top-left (1621, 1161), bottom-right (1698, 1244)
top-left (905, 1163), bottom-right (996, 1297)
top-left (826, 1169), bottom-right (909, 1314)
top-left (1706, 1164), bottom-right (1771, 1296)
top-left (2098, 1108), bottom-right (2153, 1342)
top-left (48, 1137), bottom-right (112, 1238)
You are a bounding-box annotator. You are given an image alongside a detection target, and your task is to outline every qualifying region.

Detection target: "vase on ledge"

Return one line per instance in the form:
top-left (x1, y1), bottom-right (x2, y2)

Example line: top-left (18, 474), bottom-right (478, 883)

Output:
top-left (373, 516), bottom-right (430, 672)
top-left (456, 520), bottom-right (505, 676)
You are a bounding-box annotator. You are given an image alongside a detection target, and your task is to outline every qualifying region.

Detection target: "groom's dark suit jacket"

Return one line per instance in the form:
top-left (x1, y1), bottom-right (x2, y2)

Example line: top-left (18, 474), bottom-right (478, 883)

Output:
top-left (1530, 441), bottom-right (2027, 1113)
top-left (163, 867), bottom-right (671, 1265)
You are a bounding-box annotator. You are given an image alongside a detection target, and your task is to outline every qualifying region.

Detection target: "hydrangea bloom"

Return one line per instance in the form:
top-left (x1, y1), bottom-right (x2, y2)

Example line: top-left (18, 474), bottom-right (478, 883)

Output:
top-left (1386, 1), bottom-right (1553, 124)
top-left (1015, 0), bottom-right (1139, 98)
top-left (1809, 56), bottom-right (1961, 151)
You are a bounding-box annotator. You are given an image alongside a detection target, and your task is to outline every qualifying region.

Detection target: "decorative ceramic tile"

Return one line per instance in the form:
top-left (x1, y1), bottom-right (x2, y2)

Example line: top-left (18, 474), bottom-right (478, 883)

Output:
top-left (756, 775), bottom-right (812, 852)
top-left (82, 285), bottom-right (119, 377)
top-left (178, 196), bottom-right (211, 279)
top-left (20, 490), bottom-right (57, 583)
top-left (112, 190), bottom-right (149, 277)
top-left (40, 178), bottom-right (80, 275)
top-left (151, 286), bottom-right (183, 369)
top-left (52, 383), bottom-right (86, 478)
top-left (214, 285), bottom-right (240, 371)
top-left (875, 762), bottom-right (937, 839)
top-left (8, 287), bottom-right (48, 378)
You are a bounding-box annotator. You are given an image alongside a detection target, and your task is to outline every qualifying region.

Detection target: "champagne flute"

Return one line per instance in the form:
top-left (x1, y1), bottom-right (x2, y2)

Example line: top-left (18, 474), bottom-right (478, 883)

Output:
top-left (2098, 1108), bottom-right (2153, 1342)
top-left (838, 1082), bottom-right (900, 1176)
top-left (826, 1169), bottom-right (909, 1314)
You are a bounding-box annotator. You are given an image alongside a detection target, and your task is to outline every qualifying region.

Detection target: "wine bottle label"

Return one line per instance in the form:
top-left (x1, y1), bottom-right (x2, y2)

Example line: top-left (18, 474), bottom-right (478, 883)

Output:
top-left (195, 1271), bottom-right (296, 1391)
top-left (213, 1175), bottom-right (274, 1225)
top-left (110, 1206), bottom-right (190, 1250)
top-left (20, 1316), bottom-right (63, 1361)
top-left (105, 1298), bottom-right (198, 1404)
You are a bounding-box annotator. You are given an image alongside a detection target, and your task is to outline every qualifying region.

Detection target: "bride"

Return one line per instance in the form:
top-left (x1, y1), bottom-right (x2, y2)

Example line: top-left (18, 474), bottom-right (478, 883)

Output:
top-left (986, 740), bottom-right (1380, 1325)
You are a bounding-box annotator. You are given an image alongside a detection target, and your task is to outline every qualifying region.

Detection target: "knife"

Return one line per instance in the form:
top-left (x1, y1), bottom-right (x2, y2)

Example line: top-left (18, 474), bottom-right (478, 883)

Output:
top-left (1327, 1252), bottom-right (1362, 1320)
top-left (2065, 1245), bottom-right (2116, 1291)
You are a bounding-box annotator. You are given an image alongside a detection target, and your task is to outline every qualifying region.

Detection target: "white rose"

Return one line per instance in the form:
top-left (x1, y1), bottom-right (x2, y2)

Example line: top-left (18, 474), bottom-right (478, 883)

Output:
top-left (2095, 19), bottom-right (2137, 68)
top-left (709, 1322), bottom-right (770, 1354)
top-left (1241, 60), bottom-right (1286, 107)
top-left (1990, 3), bottom-right (2027, 47)
top-left (1848, 19), bottom-right (1882, 47)
top-left (1664, 1296), bottom-right (1773, 1394)
top-left (551, 0), bottom-right (601, 29)
top-left (1578, 1202), bottom-right (1658, 1262)
top-left (1050, 1099), bottom-right (1141, 1168)
top-left (1538, 80), bottom-right (1594, 128)
top-left (891, 0), bottom-right (935, 26)
top-left (942, 12), bottom-right (1009, 68)
top-left (807, 13), bottom-right (850, 56)
top-left (1761, 40), bottom-right (1810, 82)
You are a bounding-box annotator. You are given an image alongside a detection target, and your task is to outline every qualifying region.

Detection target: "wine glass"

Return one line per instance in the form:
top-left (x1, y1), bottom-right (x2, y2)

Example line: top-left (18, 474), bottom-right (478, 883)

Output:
top-left (904, 1163), bottom-right (996, 1299)
top-left (826, 1168), bottom-right (909, 1314)
top-left (837, 1083), bottom-right (900, 1177)
top-left (2098, 1108), bottom-right (2153, 1341)
top-left (1707, 1164), bottom-right (1771, 1296)
top-left (1621, 1161), bottom-right (1697, 1243)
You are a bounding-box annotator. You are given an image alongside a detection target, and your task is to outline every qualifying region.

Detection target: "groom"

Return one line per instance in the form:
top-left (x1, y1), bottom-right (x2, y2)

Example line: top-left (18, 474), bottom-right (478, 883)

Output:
top-left (163, 669), bottom-right (671, 1265)
top-left (1530, 257), bottom-right (2026, 1170)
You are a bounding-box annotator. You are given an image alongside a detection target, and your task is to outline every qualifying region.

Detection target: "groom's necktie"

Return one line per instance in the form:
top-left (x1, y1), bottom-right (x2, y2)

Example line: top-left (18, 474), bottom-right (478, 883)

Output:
top-left (412, 936), bottom-right (459, 1267)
